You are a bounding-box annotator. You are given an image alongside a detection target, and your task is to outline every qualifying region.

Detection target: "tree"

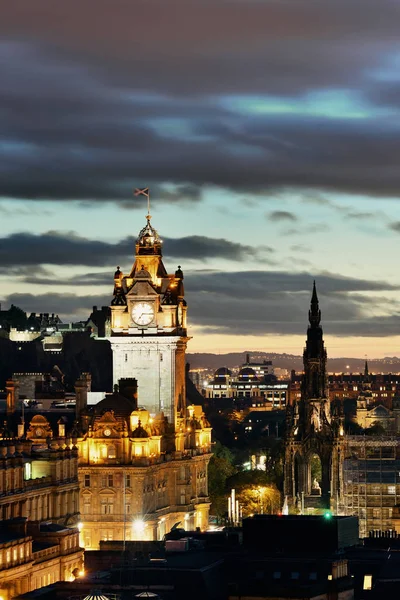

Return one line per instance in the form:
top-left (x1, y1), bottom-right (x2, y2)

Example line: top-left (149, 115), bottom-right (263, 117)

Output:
top-left (226, 470), bottom-right (282, 517)
top-left (208, 441), bottom-right (237, 520)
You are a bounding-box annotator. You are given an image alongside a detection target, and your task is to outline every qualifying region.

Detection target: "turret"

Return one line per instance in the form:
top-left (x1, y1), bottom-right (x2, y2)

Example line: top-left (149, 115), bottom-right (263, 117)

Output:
top-left (75, 373), bottom-right (91, 419)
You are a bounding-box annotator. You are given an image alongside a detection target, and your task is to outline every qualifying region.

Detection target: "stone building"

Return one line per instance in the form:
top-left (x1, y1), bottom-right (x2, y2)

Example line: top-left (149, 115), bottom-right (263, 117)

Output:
top-left (0, 383), bottom-right (83, 598)
top-left (284, 284), bottom-right (400, 538)
top-left (76, 209), bottom-right (212, 549)
top-left (290, 368), bottom-right (400, 408)
top-left (341, 436), bottom-right (400, 537)
top-left (0, 205), bottom-right (212, 565)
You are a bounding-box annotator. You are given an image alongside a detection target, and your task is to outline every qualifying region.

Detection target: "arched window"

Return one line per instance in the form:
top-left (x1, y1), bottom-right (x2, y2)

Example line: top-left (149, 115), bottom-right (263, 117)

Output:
top-left (108, 445), bottom-right (116, 459)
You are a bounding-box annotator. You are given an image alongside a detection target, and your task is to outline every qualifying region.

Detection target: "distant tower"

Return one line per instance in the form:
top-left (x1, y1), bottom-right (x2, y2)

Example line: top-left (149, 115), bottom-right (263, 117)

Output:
top-left (284, 282), bottom-right (344, 513)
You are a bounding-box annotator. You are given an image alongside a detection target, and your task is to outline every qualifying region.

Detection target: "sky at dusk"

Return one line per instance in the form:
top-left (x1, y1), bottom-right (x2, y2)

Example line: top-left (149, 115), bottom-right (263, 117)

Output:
top-left (2, 1), bottom-right (400, 357)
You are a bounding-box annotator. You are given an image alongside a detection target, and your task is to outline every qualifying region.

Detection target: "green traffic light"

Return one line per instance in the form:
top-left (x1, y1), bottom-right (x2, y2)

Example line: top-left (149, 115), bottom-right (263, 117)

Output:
top-left (324, 511), bottom-right (332, 519)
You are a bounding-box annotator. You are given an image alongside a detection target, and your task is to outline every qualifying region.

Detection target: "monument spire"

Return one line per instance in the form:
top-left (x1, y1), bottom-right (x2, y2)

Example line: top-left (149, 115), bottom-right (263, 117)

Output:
top-left (308, 280), bottom-right (321, 328)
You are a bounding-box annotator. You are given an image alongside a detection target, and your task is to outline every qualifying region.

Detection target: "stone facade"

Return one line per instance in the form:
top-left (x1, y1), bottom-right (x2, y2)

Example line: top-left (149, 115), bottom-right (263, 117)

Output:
top-left (76, 383), bottom-right (211, 549)
top-left (76, 210), bottom-right (212, 549)
top-left (0, 437), bottom-right (83, 599)
top-left (110, 336), bottom-right (187, 425)
top-left (284, 283), bottom-right (345, 513)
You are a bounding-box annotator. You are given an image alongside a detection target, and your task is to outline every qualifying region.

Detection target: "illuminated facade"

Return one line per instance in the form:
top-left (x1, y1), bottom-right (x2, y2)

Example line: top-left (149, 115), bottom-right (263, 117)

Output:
top-left (109, 214), bottom-right (187, 427)
top-left (77, 211), bottom-right (212, 549)
top-left (0, 407), bottom-right (83, 599)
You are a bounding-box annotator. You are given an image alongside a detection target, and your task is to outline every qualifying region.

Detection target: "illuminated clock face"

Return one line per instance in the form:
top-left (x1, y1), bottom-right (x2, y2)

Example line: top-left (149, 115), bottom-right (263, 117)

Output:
top-left (35, 427), bottom-right (43, 437)
top-left (103, 428), bottom-right (111, 437)
top-left (131, 302), bottom-right (155, 326)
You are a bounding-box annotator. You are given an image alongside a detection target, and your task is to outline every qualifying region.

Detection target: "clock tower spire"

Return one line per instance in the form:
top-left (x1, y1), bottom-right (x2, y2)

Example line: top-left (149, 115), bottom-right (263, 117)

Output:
top-left (109, 199), bottom-right (188, 427)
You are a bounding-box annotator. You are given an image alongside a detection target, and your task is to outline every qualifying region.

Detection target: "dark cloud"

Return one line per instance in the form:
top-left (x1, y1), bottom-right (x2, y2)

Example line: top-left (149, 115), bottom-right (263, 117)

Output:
top-left (0, 231), bottom-right (270, 269)
top-left (164, 236), bottom-right (274, 262)
top-left (186, 271), bottom-right (399, 298)
top-left (0, 2), bottom-right (400, 203)
top-left (389, 222), bottom-right (400, 233)
top-left (1, 293), bottom-right (110, 321)
top-left (269, 211), bottom-right (297, 222)
top-left (184, 270), bottom-right (400, 337)
top-left (2, 269), bottom-right (399, 338)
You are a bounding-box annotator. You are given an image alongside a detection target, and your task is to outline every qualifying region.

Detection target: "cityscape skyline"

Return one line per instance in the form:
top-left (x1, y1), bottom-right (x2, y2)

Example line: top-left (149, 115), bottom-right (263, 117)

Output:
top-left (2, 1), bottom-right (400, 357)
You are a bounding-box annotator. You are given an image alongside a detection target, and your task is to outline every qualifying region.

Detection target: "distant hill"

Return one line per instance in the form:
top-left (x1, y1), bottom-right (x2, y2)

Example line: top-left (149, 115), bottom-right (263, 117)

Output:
top-left (186, 352), bottom-right (400, 374)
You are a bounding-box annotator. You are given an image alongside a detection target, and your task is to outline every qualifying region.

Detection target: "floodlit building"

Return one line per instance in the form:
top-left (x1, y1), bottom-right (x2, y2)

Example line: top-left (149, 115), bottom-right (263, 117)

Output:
top-left (77, 209), bottom-right (212, 549)
top-left (205, 362), bottom-right (288, 408)
top-left (0, 406), bottom-right (83, 599)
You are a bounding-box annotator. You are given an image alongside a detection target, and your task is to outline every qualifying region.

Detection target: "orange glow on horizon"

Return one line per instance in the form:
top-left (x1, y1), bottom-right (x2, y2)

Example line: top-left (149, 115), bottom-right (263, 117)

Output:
top-left (187, 329), bottom-right (400, 359)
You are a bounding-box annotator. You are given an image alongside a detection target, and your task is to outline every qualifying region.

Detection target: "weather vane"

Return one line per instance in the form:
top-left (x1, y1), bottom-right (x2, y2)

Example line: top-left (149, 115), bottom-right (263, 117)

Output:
top-left (134, 187), bottom-right (151, 219)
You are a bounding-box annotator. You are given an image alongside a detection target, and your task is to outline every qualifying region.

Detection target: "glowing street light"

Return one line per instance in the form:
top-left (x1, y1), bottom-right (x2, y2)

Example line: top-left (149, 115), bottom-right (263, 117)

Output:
top-left (133, 518), bottom-right (146, 539)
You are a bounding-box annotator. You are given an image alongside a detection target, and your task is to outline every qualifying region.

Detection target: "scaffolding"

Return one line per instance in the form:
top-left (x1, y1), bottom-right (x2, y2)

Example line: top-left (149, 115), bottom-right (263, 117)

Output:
top-left (342, 436), bottom-right (400, 538)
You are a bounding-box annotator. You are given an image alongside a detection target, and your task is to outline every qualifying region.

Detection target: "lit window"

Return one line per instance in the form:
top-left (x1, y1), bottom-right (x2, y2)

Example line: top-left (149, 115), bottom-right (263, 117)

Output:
top-left (101, 498), bottom-right (114, 515)
top-left (363, 575), bottom-right (372, 590)
top-left (388, 486), bottom-right (396, 495)
top-left (24, 463), bottom-right (32, 480)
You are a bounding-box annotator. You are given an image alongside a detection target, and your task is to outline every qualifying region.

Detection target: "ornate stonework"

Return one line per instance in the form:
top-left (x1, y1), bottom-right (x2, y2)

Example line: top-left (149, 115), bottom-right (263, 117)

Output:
top-left (284, 282), bottom-right (345, 513)
top-left (76, 208), bottom-right (212, 548)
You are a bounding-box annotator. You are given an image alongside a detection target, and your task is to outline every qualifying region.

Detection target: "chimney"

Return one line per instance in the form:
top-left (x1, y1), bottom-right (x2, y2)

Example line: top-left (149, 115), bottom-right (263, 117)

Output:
top-left (6, 380), bottom-right (19, 416)
top-left (119, 378), bottom-right (138, 408)
top-left (58, 420), bottom-right (65, 438)
top-left (75, 373), bottom-right (91, 418)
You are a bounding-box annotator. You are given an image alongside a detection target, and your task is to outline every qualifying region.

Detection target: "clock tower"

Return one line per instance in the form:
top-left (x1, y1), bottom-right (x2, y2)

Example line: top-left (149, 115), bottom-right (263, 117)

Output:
top-left (76, 206), bottom-right (211, 549)
top-left (109, 212), bottom-right (188, 427)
